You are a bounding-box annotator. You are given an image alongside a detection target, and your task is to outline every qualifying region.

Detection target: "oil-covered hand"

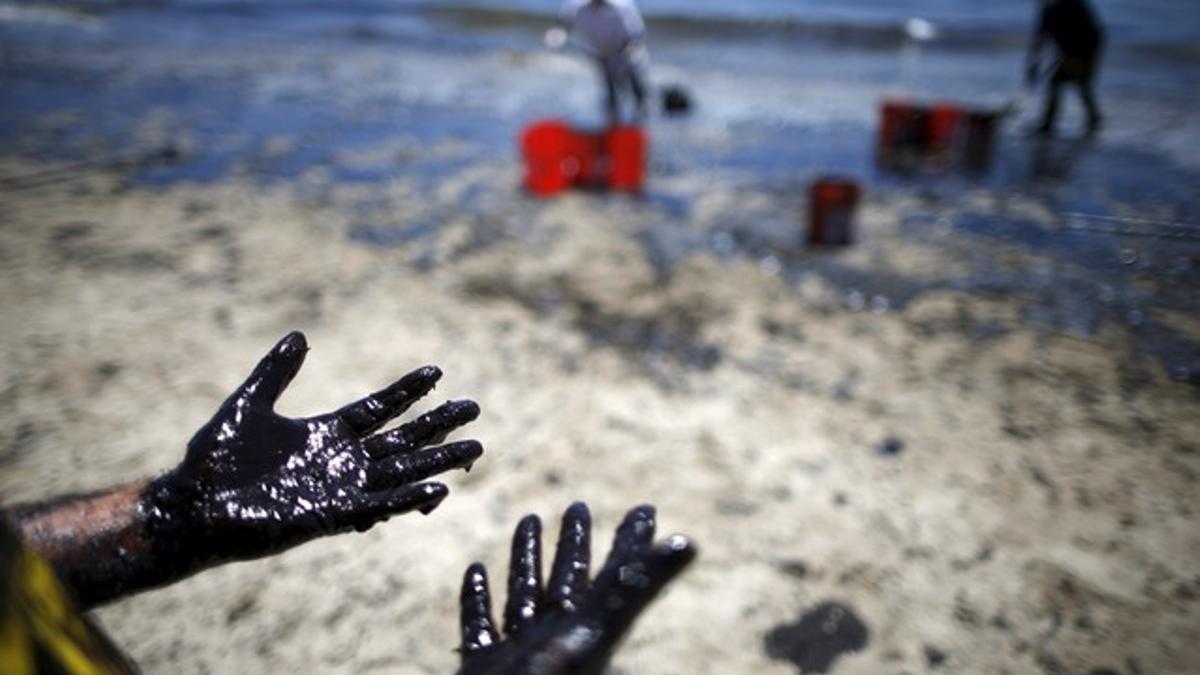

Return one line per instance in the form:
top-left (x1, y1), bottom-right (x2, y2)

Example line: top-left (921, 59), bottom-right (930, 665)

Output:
top-left (7, 331), bottom-right (483, 609)
top-left (458, 502), bottom-right (696, 675)
top-left (146, 330), bottom-right (482, 569)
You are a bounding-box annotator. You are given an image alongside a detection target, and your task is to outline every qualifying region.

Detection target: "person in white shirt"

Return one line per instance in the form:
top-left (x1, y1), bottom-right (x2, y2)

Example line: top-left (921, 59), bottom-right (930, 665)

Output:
top-left (546, 0), bottom-right (648, 124)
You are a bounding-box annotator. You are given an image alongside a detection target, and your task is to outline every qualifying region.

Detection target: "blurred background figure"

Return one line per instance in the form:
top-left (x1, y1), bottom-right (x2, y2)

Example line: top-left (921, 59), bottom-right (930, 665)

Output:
top-left (546, 0), bottom-right (648, 125)
top-left (1027, 0), bottom-right (1106, 136)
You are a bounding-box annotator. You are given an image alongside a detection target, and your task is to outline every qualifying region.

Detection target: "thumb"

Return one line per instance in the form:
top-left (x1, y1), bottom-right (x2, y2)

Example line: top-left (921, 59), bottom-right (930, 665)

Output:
top-left (238, 331), bottom-right (309, 409)
top-left (590, 535), bottom-right (696, 633)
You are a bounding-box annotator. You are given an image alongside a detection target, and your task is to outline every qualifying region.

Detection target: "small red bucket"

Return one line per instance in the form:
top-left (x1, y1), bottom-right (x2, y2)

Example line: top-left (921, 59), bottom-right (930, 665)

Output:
top-left (808, 177), bottom-right (860, 246)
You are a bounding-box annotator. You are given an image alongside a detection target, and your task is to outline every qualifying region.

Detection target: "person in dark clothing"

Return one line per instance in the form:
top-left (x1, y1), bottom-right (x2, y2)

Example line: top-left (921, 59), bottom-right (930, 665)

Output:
top-left (1027, 0), bottom-right (1106, 135)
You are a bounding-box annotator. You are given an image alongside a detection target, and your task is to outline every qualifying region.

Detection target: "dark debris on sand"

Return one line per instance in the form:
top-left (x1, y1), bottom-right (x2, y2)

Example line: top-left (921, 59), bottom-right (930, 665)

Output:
top-left (764, 601), bottom-right (869, 673)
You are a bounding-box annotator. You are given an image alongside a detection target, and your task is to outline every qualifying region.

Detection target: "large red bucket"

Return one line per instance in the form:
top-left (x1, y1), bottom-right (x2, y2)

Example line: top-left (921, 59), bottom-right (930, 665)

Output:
top-left (879, 100), bottom-right (924, 149)
top-left (606, 126), bottom-right (645, 192)
top-left (926, 103), bottom-right (963, 149)
top-left (808, 177), bottom-right (860, 246)
top-left (521, 119), bottom-right (573, 197)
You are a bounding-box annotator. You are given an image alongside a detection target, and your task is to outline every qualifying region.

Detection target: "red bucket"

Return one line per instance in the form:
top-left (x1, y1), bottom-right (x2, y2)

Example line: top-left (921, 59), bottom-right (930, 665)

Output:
top-left (808, 177), bottom-right (860, 246)
top-left (879, 100), bottom-right (923, 149)
top-left (606, 125), bottom-right (646, 192)
top-left (926, 103), bottom-right (963, 149)
top-left (520, 119), bottom-right (573, 197)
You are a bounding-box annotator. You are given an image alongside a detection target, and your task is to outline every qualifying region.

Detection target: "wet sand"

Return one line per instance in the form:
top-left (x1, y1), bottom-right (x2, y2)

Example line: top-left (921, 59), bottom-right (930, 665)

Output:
top-left (1, 151), bottom-right (1197, 674)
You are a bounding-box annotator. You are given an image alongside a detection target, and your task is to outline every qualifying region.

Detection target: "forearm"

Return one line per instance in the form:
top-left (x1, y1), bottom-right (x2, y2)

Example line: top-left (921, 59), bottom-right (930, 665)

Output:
top-left (3, 478), bottom-right (196, 609)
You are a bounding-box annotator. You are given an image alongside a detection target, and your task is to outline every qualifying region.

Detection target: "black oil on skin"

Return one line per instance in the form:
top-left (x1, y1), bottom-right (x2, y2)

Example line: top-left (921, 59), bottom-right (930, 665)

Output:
top-left (458, 502), bottom-right (696, 675)
top-left (764, 602), bottom-right (870, 674)
top-left (144, 331), bottom-right (483, 586)
top-left (16, 331), bottom-right (484, 609)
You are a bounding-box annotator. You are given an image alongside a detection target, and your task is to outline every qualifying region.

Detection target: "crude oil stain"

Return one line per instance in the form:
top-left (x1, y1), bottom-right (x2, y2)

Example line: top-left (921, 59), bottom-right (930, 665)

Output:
top-left (877, 436), bottom-right (905, 457)
top-left (924, 644), bottom-right (948, 669)
top-left (764, 601), bottom-right (869, 673)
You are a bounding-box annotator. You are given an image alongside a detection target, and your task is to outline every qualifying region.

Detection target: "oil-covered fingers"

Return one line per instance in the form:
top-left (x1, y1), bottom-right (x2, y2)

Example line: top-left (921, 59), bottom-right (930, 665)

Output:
top-left (240, 331), bottom-right (309, 409)
top-left (363, 399), bottom-right (480, 459)
top-left (603, 504), bottom-right (656, 568)
top-left (364, 440), bottom-right (482, 491)
top-left (547, 501), bottom-right (591, 613)
top-left (334, 365), bottom-right (443, 436)
top-left (640, 536), bottom-right (697, 591)
top-left (461, 563), bottom-right (501, 655)
top-left (584, 535), bottom-right (697, 641)
top-left (504, 515), bottom-right (543, 637)
top-left (333, 482), bottom-right (449, 533)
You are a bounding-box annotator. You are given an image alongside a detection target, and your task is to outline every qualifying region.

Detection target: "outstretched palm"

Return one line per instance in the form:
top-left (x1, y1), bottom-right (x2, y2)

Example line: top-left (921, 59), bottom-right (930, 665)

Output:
top-left (148, 331), bottom-right (482, 566)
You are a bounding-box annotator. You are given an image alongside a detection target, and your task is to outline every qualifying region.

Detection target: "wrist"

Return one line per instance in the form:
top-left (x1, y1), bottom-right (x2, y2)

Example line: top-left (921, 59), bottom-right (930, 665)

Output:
top-left (7, 479), bottom-right (174, 608)
top-left (141, 469), bottom-right (210, 577)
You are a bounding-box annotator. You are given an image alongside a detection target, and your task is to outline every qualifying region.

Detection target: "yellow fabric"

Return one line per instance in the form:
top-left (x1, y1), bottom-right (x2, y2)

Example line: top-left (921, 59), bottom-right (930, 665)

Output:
top-left (1, 532), bottom-right (132, 674)
top-left (0, 611), bottom-right (36, 675)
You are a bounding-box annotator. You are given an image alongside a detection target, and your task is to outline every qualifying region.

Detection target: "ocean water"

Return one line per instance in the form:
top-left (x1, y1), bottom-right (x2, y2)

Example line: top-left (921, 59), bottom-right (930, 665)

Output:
top-left (62, 0), bottom-right (1200, 41)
